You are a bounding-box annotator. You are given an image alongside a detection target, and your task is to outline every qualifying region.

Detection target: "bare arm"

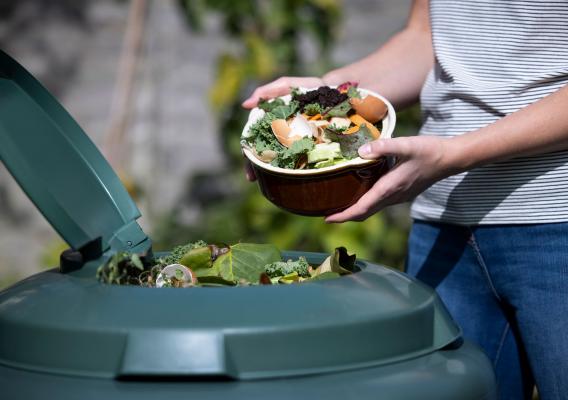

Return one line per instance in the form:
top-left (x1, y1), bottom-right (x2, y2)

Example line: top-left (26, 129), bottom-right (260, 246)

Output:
top-left (449, 84), bottom-right (568, 170)
top-left (326, 84), bottom-right (568, 222)
top-left (323, 0), bottom-right (432, 109)
top-left (242, 0), bottom-right (433, 110)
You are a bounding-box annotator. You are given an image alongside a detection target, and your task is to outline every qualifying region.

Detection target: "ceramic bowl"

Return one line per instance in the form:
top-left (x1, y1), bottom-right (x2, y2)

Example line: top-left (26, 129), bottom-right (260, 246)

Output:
top-left (242, 88), bottom-right (396, 216)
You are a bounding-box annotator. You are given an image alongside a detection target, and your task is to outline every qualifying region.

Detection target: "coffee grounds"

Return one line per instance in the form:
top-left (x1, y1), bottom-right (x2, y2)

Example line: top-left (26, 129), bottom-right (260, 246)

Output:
top-left (293, 86), bottom-right (348, 111)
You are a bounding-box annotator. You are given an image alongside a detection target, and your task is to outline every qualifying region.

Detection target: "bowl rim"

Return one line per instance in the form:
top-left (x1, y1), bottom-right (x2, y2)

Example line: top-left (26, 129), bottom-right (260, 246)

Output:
top-left (241, 87), bottom-right (396, 176)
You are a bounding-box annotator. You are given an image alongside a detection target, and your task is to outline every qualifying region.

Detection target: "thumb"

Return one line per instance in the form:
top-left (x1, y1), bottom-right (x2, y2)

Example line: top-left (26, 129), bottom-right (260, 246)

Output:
top-left (358, 138), bottom-right (411, 159)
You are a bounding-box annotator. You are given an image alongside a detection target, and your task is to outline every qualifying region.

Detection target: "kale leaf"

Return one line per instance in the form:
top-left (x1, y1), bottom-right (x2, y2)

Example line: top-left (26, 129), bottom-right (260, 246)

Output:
top-left (271, 100), bottom-right (299, 120)
top-left (325, 123), bottom-right (374, 159)
top-left (323, 100), bottom-right (352, 118)
top-left (162, 240), bottom-right (208, 265)
top-left (272, 137), bottom-right (315, 169)
top-left (258, 97), bottom-right (285, 112)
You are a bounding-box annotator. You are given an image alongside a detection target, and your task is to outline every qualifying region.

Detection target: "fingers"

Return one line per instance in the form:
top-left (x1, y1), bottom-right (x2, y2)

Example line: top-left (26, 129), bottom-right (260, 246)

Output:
top-left (242, 77), bottom-right (325, 108)
top-left (325, 182), bottom-right (386, 223)
top-left (325, 167), bottom-right (405, 223)
top-left (244, 161), bottom-right (257, 182)
top-left (358, 137), bottom-right (413, 160)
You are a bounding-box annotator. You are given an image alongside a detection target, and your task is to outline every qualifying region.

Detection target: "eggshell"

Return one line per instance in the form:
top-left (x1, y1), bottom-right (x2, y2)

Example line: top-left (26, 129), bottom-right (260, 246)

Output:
top-left (350, 95), bottom-right (388, 123)
top-left (242, 108), bottom-right (266, 138)
top-left (289, 114), bottom-right (315, 138)
top-left (271, 119), bottom-right (305, 147)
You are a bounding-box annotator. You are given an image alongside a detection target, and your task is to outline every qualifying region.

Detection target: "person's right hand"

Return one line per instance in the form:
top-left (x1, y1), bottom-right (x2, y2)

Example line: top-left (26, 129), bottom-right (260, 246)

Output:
top-left (241, 76), bottom-right (325, 109)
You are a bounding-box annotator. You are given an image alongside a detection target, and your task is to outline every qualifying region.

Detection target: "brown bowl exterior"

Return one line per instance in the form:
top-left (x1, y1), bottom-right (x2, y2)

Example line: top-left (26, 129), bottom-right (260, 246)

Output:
top-left (251, 159), bottom-right (389, 216)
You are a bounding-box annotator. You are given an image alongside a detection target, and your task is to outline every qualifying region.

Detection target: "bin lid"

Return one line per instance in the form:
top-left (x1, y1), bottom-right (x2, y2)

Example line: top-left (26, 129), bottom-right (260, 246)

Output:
top-left (0, 50), bottom-right (150, 256)
top-left (0, 252), bottom-right (461, 380)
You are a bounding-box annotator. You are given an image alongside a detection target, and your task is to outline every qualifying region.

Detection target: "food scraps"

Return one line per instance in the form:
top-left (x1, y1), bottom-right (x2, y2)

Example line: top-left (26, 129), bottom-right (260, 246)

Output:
top-left (96, 242), bottom-right (359, 288)
top-left (241, 83), bottom-right (388, 170)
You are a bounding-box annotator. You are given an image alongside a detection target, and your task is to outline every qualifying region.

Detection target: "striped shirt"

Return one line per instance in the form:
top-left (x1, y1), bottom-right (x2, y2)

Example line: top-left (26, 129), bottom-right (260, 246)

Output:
top-left (411, 0), bottom-right (568, 225)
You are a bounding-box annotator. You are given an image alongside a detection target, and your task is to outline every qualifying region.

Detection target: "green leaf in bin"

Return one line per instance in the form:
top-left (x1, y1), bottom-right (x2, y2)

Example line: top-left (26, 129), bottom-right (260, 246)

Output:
top-left (212, 243), bottom-right (282, 283)
top-left (130, 254), bottom-right (144, 271)
top-left (311, 247), bottom-right (358, 277)
top-left (278, 271), bottom-right (300, 284)
top-left (181, 243), bottom-right (281, 284)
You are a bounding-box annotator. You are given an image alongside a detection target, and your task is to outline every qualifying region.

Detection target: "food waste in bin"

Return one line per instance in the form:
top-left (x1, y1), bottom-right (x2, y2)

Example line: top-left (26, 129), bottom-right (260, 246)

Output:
top-left (97, 241), bottom-right (359, 287)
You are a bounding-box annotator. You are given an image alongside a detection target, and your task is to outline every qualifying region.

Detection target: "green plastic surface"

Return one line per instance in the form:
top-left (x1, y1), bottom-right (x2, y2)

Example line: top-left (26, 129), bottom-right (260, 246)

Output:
top-left (0, 50), bottom-right (150, 255)
top-left (0, 341), bottom-right (496, 400)
top-left (0, 252), bottom-right (461, 380)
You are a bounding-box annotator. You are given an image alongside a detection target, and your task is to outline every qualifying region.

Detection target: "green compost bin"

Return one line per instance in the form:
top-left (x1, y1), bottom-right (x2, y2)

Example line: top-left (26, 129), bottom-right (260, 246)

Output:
top-left (0, 50), bottom-right (496, 400)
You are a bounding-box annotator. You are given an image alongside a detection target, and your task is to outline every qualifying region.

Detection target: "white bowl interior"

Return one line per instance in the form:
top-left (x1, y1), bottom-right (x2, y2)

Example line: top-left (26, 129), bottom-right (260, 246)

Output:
top-left (242, 87), bottom-right (396, 176)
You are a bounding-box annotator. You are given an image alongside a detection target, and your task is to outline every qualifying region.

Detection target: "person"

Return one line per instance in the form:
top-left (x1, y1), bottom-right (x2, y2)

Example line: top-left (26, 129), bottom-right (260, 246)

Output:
top-left (241, 1), bottom-right (568, 399)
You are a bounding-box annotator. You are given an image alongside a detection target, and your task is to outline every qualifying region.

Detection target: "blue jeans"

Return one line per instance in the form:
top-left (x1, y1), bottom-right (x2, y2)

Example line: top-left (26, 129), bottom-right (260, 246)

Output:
top-left (406, 220), bottom-right (568, 400)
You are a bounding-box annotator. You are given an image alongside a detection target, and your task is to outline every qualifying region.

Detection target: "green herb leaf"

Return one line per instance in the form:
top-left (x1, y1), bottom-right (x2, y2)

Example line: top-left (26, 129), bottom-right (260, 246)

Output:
top-left (272, 137), bottom-right (315, 169)
top-left (130, 254), bottom-right (144, 270)
top-left (323, 100), bottom-right (351, 118)
top-left (197, 243), bottom-right (282, 283)
top-left (258, 97), bottom-right (285, 112)
top-left (271, 100), bottom-right (299, 119)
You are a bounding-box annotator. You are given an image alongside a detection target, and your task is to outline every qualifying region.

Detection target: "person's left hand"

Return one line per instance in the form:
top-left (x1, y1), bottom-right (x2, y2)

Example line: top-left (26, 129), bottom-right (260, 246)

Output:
top-left (325, 135), bottom-right (459, 223)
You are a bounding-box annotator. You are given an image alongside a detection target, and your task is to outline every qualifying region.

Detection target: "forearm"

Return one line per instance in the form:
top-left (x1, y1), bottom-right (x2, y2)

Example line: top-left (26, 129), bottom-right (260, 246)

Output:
top-left (447, 84), bottom-right (568, 173)
top-left (323, 0), bottom-right (433, 109)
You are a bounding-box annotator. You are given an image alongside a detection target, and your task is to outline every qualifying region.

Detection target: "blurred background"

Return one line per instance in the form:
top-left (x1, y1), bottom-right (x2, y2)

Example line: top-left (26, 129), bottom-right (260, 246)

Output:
top-left (0, 0), bottom-right (419, 289)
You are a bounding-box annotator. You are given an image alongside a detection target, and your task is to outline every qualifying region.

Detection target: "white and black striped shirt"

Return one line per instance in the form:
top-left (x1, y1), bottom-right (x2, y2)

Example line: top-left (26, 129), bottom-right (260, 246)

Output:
top-left (411, 0), bottom-right (568, 225)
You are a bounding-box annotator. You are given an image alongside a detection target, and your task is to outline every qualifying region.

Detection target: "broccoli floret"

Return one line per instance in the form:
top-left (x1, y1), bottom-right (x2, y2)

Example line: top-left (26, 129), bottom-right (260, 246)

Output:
top-left (162, 240), bottom-right (208, 266)
top-left (304, 103), bottom-right (323, 116)
top-left (264, 257), bottom-right (311, 278)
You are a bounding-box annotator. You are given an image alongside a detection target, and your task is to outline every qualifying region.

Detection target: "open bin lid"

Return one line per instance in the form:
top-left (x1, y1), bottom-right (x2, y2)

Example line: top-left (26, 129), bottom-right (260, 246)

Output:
top-left (0, 50), bottom-right (150, 257)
